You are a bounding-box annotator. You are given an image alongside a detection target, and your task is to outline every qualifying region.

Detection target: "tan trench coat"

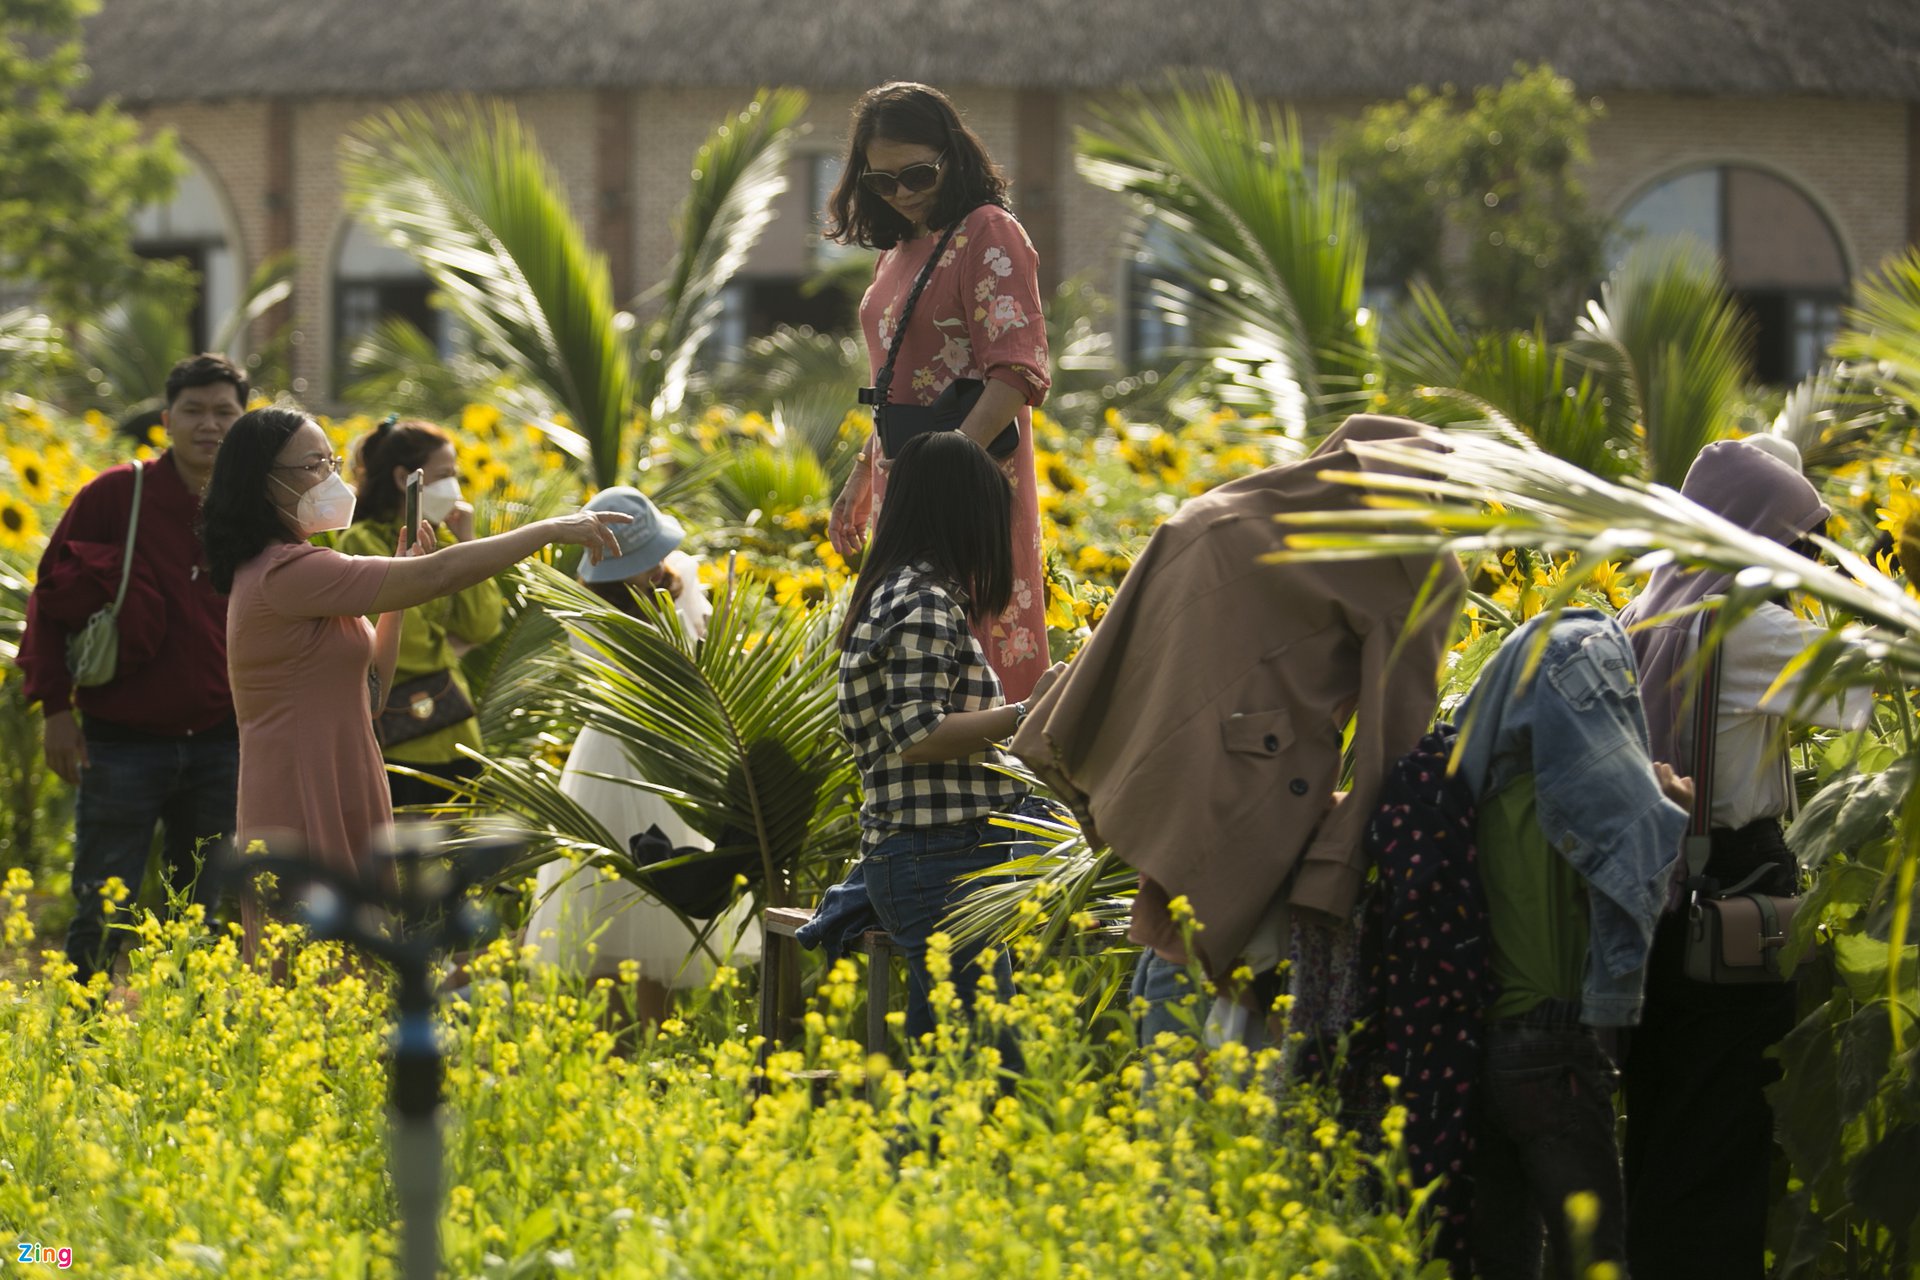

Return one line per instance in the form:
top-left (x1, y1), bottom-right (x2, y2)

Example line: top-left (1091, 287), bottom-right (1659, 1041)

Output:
top-left (1012, 416), bottom-right (1463, 974)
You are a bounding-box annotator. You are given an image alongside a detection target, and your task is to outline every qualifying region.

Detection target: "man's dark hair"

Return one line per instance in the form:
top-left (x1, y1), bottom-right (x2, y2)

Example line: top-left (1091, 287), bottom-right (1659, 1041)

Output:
top-left (351, 417), bottom-right (452, 525)
top-left (825, 82), bottom-right (1010, 251)
top-left (201, 406), bottom-right (306, 593)
top-left (165, 352), bottom-right (250, 410)
top-left (836, 430), bottom-right (1012, 649)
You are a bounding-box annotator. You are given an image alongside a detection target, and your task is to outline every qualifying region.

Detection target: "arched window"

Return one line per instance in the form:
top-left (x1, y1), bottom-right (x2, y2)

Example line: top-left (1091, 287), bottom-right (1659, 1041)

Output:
top-left (710, 151), bottom-right (859, 361)
top-left (1126, 214), bottom-right (1190, 365)
top-left (332, 220), bottom-right (449, 391)
top-left (1614, 165), bottom-right (1849, 383)
top-left (131, 159), bottom-right (240, 352)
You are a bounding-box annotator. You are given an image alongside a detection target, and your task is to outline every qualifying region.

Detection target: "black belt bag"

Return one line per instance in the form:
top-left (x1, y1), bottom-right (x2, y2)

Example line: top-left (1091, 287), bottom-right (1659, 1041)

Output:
top-left (374, 670), bottom-right (476, 749)
top-left (858, 209), bottom-right (1021, 462)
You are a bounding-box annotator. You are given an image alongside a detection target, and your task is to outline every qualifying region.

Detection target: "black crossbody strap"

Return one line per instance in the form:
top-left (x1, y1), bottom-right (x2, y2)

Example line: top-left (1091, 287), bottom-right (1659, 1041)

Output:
top-left (1686, 610), bottom-right (1722, 875)
top-left (871, 212), bottom-right (975, 405)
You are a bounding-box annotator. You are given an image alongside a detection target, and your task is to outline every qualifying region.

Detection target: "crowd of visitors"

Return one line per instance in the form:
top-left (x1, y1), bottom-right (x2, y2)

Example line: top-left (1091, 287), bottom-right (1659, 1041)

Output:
top-left (15, 79), bottom-right (1863, 1279)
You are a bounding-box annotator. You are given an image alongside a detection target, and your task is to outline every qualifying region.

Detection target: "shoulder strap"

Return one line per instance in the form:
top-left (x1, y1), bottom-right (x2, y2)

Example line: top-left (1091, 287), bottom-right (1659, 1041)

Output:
top-left (871, 211), bottom-right (975, 406)
top-left (109, 461), bottom-right (146, 616)
top-left (1685, 609), bottom-right (1721, 876)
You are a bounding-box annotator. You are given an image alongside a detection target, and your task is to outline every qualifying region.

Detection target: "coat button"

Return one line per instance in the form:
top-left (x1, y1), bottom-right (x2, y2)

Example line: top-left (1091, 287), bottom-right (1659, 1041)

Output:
top-left (1290, 778), bottom-right (1309, 796)
top-left (1264, 734), bottom-right (1281, 752)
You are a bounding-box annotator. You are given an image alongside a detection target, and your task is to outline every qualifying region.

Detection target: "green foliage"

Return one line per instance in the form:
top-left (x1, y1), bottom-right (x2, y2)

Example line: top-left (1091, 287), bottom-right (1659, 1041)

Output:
top-left (458, 563), bottom-right (858, 910)
top-left (0, 0), bottom-right (182, 318)
top-left (1327, 64), bottom-right (1612, 333)
top-left (0, 903), bottom-right (1443, 1278)
top-left (1078, 73), bottom-right (1370, 432)
top-left (342, 97), bottom-right (637, 486)
top-left (1377, 282), bottom-right (1633, 478)
top-left (1835, 247), bottom-right (1920, 422)
top-left (633, 89), bottom-right (810, 422)
top-left (1569, 237), bottom-right (1754, 486)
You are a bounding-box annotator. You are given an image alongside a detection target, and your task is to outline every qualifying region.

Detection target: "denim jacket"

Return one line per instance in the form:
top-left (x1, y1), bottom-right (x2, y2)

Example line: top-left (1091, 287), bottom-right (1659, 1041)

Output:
top-left (1453, 610), bottom-right (1687, 1027)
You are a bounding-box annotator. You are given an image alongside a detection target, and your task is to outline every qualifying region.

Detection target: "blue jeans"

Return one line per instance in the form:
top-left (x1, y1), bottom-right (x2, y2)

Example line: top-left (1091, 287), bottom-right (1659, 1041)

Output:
top-left (861, 804), bottom-right (1040, 1064)
top-left (1131, 949), bottom-right (1202, 1047)
top-left (1471, 1018), bottom-right (1627, 1280)
top-left (66, 733), bottom-right (239, 983)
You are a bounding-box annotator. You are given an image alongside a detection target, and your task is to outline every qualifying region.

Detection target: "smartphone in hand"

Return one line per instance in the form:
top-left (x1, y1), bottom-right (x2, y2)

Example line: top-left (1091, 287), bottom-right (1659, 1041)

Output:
top-left (403, 469), bottom-right (424, 550)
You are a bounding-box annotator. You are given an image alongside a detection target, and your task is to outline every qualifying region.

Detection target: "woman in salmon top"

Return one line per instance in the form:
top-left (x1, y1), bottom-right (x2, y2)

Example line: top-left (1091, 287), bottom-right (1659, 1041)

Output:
top-left (824, 81), bottom-right (1053, 701)
top-left (200, 406), bottom-right (624, 932)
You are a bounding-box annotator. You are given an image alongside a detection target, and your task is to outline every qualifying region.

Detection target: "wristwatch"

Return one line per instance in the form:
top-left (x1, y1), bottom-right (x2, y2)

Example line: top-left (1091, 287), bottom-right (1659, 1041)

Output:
top-left (1008, 700), bottom-right (1031, 736)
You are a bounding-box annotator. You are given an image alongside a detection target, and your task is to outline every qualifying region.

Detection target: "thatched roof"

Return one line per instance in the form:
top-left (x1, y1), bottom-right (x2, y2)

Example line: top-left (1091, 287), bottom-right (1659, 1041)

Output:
top-left (79, 0), bottom-right (1920, 106)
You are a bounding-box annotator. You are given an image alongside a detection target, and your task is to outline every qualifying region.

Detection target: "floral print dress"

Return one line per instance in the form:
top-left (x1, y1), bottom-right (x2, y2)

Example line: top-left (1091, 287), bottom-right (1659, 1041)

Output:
top-left (859, 204), bottom-right (1052, 700)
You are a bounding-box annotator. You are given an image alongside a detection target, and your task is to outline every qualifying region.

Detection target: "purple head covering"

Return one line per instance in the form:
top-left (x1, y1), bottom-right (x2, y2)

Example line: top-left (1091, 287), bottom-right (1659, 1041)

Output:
top-left (1619, 438), bottom-right (1830, 767)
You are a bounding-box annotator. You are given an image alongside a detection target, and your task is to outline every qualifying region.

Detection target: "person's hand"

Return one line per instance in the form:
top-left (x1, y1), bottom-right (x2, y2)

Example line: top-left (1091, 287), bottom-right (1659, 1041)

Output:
top-left (828, 463), bottom-right (875, 557)
top-left (394, 521), bottom-right (438, 558)
top-left (1028, 660), bottom-right (1070, 704)
top-left (1654, 761), bottom-right (1696, 811)
top-left (43, 710), bottom-right (87, 785)
top-left (550, 510), bottom-right (630, 564)
top-left (443, 501), bottom-right (475, 543)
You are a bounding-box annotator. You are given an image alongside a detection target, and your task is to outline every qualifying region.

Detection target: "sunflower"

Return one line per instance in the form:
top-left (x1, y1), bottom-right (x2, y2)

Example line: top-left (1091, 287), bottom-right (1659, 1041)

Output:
top-left (6, 447), bottom-right (51, 504)
top-left (0, 494), bottom-right (42, 552)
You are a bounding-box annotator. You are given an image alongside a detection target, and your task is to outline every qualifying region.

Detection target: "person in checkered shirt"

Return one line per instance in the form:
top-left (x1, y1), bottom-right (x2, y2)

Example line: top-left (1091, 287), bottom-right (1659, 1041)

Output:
top-left (836, 431), bottom-right (1066, 1056)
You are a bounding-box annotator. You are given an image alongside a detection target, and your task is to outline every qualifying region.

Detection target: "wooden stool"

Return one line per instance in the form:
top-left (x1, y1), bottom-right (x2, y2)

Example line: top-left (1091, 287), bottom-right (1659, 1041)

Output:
top-left (757, 906), bottom-right (902, 1072)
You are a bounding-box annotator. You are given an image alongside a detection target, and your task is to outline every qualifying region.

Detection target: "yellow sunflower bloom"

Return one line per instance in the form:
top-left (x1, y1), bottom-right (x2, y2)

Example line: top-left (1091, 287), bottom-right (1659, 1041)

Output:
top-left (6, 448), bottom-right (51, 504)
top-left (0, 495), bottom-right (42, 551)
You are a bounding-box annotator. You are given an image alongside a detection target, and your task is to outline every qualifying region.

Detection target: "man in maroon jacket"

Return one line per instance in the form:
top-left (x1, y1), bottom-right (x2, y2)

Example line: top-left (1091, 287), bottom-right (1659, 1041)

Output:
top-left (19, 353), bottom-right (247, 984)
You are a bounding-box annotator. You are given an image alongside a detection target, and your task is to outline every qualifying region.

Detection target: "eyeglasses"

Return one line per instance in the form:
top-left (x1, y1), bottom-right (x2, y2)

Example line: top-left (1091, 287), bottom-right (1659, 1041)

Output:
top-left (272, 453), bottom-right (344, 478)
top-left (860, 152), bottom-right (946, 199)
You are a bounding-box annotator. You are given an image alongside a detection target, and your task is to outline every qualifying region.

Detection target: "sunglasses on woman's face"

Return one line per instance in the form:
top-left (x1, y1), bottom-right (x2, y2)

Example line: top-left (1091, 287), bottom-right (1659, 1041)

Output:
top-left (860, 152), bottom-right (946, 199)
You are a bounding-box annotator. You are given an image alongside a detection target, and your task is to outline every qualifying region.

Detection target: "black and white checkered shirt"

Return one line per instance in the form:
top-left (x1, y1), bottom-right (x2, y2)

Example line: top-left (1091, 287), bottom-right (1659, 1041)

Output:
top-left (839, 564), bottom-right (1029, 850)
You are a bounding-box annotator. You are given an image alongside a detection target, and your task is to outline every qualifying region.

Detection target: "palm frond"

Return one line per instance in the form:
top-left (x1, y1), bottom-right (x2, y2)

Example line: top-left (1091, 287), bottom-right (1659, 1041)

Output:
top-left (340, 97), bottom-right (636, 486)
top-left (703, 324), bottom-right (867, 485)
top-left (705, 441), bottom-right (835, 525)
top-left (68, 289), bottom-right (190, 417)
top-left (487, 562), bottom-right (858, 906)
top-left (632, 89), bottom-right (810, 422)
top-left (461, 567), bottom-right (577, 758)
top-left (1271, 429), bottom-right (1920, 681)
top-left (1568, 237), bottom-right (1752, 486)
top-left (0, 308), bottom-right (67, 392)
top-left (1834, 247), bottom-right (1920, 422)
top-left (209, 251), bottom-right (295, 356)
top-left (1378, 281), bottom-right (1633, 478)
top-left (1077, 73), bottom-right (1370, 433)
top-left (1766, 362), bottom-right (1905, 478)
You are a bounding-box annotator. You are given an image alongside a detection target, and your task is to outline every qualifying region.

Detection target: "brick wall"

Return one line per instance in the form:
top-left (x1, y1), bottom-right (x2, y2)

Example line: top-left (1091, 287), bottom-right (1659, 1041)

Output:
top-left (135, 86), bottom-right (1914, 404)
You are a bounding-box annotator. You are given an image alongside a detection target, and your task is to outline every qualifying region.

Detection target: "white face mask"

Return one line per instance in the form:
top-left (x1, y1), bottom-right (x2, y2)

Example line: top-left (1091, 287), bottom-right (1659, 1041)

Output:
top-left (274, 471), bottom-right (357, 537)
top-left (419, 476), bottom-right (462, 525)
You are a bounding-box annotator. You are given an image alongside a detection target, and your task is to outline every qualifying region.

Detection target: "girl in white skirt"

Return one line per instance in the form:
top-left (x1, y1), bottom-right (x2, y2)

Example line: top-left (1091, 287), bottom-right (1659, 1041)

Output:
top-left (524, 487), bottom-right (760, 1024)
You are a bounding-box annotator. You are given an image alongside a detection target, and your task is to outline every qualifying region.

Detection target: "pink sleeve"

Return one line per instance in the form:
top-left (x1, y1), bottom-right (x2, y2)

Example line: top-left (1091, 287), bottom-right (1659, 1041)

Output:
top-left (960, 208), bottom-right (1051, 406)
top-left (259, 545), bottom-right (392, 619)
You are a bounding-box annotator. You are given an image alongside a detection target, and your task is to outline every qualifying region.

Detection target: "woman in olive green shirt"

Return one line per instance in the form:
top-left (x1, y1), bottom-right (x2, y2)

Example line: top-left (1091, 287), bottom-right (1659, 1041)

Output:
top-left (338, 418), bottom-right (504, 808)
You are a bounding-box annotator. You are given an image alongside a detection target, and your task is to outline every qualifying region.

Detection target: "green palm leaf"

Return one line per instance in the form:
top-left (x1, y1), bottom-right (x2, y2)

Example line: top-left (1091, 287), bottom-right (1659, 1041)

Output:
top-left (340, 97), bottom-right (635, 485)
top-left (473, 562), bottom-right (857, 907)
top-left (1378, 281), bottom-right (1632, 478)
top-left (633, 89), bottom-right (810, 422)
top-left (1568, 237), bottom-right (1752, 486)
top-left (703, 324), bottom-right (867, 486)
top-left (1834, 247), bottom-right (1920, 420)
top-left (1077, 74), bottom-right (1370, 433)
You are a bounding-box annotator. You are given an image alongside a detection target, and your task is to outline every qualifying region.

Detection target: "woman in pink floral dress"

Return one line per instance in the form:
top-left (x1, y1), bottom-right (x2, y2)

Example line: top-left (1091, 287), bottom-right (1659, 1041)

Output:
top-left (825, 82), bottom-right (1052, 700)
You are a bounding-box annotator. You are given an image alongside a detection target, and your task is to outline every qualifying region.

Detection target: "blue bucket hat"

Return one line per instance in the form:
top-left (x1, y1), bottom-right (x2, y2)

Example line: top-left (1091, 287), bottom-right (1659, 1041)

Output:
top-left (578, 486), bottom-right (685, 583)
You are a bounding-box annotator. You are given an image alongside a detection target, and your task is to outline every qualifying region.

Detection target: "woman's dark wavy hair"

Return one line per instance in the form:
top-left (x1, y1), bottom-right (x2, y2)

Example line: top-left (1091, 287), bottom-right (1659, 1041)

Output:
top-left (351, 417), bottom-right (452, 525)
top-left (824, 82), bottom-right (1009, 251)
top-left (202, 406), bottom-right (307, 594)
top-left (837, 431), bottom-right (1012, 649)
